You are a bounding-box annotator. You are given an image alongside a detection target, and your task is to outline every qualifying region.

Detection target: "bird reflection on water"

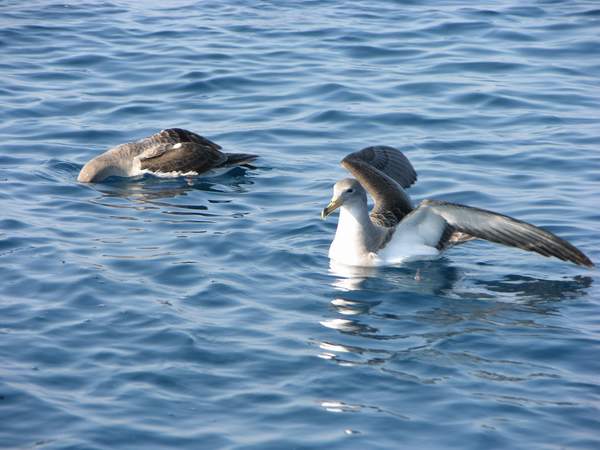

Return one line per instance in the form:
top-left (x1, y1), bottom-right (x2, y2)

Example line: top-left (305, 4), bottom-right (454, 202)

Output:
top-left (328, 257), bottom-right (593, 299)
top-left (328, 258), bottom-right (460, 294)
top-left (87, 166), bottom-right (255, 215)
top-left (320, 259), bottom-right (593, 381)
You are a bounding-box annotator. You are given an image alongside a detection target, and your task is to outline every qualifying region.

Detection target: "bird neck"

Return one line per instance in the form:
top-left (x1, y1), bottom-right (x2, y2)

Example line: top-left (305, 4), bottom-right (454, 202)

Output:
top-left (78, 148), bottom-right (134, 182)
top-left (330, 200), bottom-right (383, 262)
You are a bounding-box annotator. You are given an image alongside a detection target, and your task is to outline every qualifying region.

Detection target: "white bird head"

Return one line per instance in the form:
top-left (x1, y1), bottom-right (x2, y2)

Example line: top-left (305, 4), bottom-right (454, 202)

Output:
top-left (321, 178), bottom-right (366, 219)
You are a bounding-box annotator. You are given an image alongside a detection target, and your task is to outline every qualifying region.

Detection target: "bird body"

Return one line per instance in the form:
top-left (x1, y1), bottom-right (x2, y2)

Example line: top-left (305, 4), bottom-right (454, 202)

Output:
top-left (77, 128), bottom-right (257, 183)
top-left (322, 146), bottom-right (593, 268)
top-left (328, 196), bottom-right (383, 266)
top-left (375, 205), bottom-right (446, 265)
top-left (327, 181), bottom-right (444, 266)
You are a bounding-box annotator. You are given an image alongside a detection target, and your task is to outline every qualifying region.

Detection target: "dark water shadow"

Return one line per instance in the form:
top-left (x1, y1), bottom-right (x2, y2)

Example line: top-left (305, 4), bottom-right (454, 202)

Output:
top-left (77, 166), bottom-right (258, 217)
top-left (324, 258), bottom-right (593, 341)
top-left (472, 273), bottom-right (593, 302)
top-left (328, 258), bottom-right (461, 295)
top-left (94, 166), bottom-right (254, 196)
top-left (320, 260), bottom-right (593, 381)
top-left (328, 258), bottom-right (593, 302)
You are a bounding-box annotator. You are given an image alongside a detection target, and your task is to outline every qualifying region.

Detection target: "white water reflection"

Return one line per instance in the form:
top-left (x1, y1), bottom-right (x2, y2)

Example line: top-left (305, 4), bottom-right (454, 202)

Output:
top-left (320, 259), bottom-right (595, 393)
top-left (328, 260), bottom-right (376, 291)
top-left (328, 258), bottom-right (461, 294)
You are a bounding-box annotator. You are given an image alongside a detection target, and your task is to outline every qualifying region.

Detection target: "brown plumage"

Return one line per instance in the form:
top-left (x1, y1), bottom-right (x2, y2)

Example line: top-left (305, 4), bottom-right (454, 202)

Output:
top-left (78, 128), bottom-right (257, 183)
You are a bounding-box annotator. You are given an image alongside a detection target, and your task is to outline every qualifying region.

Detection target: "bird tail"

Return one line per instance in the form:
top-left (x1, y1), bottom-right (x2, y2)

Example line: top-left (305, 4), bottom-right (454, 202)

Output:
top-left (224, 153), bottom-right (258, 166)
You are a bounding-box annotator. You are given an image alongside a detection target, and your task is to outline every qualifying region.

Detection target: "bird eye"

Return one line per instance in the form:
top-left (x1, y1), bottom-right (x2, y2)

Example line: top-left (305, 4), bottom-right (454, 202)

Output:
top-left (347, 188), bottom-right (354, 193)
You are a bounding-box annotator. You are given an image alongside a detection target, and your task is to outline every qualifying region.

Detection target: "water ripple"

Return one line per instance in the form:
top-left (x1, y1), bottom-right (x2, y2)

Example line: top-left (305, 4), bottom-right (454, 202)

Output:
top-left (1, 1), bottom-right (599, 449)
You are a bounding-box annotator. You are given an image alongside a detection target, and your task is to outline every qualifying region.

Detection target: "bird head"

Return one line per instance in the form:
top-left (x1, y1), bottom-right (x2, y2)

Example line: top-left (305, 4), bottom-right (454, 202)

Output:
top-left (321, 178), bottom-right (366, 219)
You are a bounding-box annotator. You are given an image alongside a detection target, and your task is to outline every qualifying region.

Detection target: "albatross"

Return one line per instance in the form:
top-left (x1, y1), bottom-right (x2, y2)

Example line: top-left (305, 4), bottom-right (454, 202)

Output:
top-left (77, 128), bottom-right (257, 183)
top-left (321, 146), bottom-right (593, 268)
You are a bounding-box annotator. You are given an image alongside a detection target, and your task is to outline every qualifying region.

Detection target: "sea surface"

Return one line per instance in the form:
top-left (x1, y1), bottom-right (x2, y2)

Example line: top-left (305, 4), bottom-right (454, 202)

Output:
top-left (1, 1), bottom-right (599, 449)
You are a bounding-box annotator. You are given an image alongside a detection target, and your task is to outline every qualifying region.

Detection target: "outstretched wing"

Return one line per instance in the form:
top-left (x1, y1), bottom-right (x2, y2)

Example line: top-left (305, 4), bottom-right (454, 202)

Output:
top-left (341, 146), bottom-right (416, 227)
top-left (421, 199), bottom-right (593, 267)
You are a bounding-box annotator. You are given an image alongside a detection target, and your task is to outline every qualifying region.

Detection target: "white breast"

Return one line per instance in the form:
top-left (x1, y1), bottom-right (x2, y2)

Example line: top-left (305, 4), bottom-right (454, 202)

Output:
top-left (328, 202), bottom-right (449, 267)
top-left (328, 207), bottom-right (376, 266)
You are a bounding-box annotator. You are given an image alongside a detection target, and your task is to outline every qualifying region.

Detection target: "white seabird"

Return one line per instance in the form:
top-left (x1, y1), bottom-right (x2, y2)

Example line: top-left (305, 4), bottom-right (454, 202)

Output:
top-left (321, 146), bottom-right (593, 268)
top-left (77, 128), bottom-right (257, 183)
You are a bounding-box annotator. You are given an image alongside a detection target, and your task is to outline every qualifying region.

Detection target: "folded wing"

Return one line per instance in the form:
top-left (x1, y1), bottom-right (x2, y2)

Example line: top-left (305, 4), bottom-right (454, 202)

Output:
top-left (145, 128), bottom-right (223, 150)
top-left (139, 141), bottom-right (226, 173)
top-left (137, 129), bottom-right (227, 173)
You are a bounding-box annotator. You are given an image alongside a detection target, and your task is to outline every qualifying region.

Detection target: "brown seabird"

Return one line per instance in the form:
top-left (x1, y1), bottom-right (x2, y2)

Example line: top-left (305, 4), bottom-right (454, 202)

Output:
top-left (78, 128), bottom-right (257, 183)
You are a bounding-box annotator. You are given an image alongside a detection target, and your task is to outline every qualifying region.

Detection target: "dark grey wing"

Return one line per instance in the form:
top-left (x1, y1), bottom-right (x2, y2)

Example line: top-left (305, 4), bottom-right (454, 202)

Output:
top-left (137, 143), bottom-right (171, 160)
top-left (139, 142), bottom-right (227, 173)
top-left (344, 146), bottom-right (417, 189)
top-left (135, 128), bottom-right (228, 173)
top-left (341, 155), bottom-right (414, 228)
top-left (422, 200), bottom-right (593, 267)
top-left (145, 128), bottom-right (223, 150)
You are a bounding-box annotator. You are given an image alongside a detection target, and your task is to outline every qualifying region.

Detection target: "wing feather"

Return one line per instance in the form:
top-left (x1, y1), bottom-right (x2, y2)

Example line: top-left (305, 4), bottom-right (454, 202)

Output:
top-left (342, 157), bottom-right (413, 227)
top-left (139, 141), bottom-right (226, 173)
top-left (147, 128), bottom-right (222, 150)
top-left (422, 200), bottom-right (593, 267)
top-left (341, 146), bottom-right (416, 227)
top-left (344, 145), bottom-right (417, 188)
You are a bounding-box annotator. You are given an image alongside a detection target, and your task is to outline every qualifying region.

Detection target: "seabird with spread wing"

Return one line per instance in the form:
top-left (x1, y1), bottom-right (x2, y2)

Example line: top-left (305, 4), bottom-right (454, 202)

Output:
top-left (321, 146), bottom-right (593, 268)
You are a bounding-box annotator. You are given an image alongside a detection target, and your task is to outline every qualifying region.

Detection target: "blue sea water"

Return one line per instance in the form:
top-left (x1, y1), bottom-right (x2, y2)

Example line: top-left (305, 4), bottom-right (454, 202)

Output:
top-left (1, 0), bottom-right (600, 448)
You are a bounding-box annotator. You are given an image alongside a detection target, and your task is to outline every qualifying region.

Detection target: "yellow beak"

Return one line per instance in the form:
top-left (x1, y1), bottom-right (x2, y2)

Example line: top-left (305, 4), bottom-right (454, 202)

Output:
top-left (321, 197), bottom-right (343, 220)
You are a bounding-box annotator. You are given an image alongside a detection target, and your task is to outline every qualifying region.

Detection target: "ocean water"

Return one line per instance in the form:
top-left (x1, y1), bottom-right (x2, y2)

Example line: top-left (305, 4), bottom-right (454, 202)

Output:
top-left (1, 1), bottom-right (599, 448)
